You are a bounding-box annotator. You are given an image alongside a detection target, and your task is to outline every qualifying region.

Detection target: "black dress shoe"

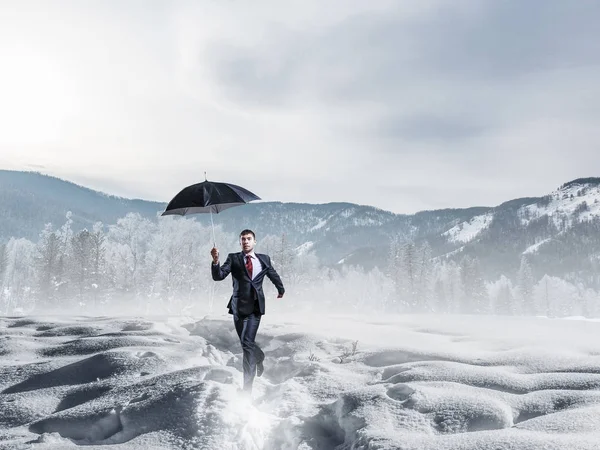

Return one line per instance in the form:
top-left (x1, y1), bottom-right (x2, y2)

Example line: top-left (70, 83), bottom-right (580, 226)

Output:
top-left (256, 358), bottom-right (264, 377)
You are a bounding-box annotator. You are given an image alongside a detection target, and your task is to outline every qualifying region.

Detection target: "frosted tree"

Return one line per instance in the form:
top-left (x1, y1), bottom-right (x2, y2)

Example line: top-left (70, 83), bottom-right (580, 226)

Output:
top-left (304, 265), bottom-right (340, 313)
top-left (459, 256), bottom-right (489, 314)
top-left (89, 222), bottom-right (107, 305)
top-left (144, 217), bottom-right (234, 315)
top-left (104, 242), bottom-right (135, 300)
top-left (533, 275), bottom-right (579, 317)
top-left (489, 275), bottom-right (515, 315)
top-left (54, 212), bottom-right (74, 298)
top-left (258, 234), bottom-right (279, 259)
top-left (275, 233), bottom-right (296, 284)
top-left (433, 278), bottom-right (447, 313)
top-left (310, 264), bottom-right (393, 314)
top-left (581, 287), bottom-right (600, 318)
top-left (69, 227), bottom-right (105, 307)
top-left (364, 266), bottom-right (395, 313)
top-left (106, 213), bottom-right (156, 300)
top-left (70, 229), bottom-right (90, 301)
top-left (516, 256), bottom-right (536, 315)
top-left (432, 261), bottom-right (463, 313)
top-left (555, 278), bottom-right (581, 317)
top-left (34, 223), bottom-right (62, 305)
top-left (401, 243), bottom-right (418, 310)
top-left (1, 238), bottom-right (36, 313)
top-left (415, 242), bottom-right (434, 311)
top-left (534, 274), bottom-right (552, 317)
top-left (283, 248), bottom-right (319, 300)
top-left (0, 243), bottom-right (6, 281)
top-left (145, 217), bottom-right (202, 311)
top-left (336, 265), bottom-right (364, 312)
top-left (282, 255), bottom-right (337, 314)
top-left (386, 234), bottom-right (404, 311)
top-left (385, 240), bottom-right (435, 312)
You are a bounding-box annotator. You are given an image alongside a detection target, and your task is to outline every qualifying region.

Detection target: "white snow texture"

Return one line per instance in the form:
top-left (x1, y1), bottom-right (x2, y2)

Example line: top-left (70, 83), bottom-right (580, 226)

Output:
top-left (1, 313), bottom-right (599, 449)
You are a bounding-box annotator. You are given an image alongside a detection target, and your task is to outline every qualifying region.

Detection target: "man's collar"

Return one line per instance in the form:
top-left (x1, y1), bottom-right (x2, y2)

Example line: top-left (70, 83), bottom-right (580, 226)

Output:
top-left (242, 250), bottom-right (257, 258)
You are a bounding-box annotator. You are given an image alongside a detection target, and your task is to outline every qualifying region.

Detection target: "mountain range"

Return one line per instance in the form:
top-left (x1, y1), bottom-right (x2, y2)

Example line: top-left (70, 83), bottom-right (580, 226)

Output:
top-left (1, 170), bottom-right (599, 286)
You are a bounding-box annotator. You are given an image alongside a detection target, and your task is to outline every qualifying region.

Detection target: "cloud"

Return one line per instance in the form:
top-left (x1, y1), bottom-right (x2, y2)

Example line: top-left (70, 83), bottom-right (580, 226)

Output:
top-left (190, 0), bottom-right (600, 205)
top-left (1, 0), bottom-right (599, 213)
top-left (204, 0), bottom-right (600, 102)
top-left (374, 114), bottom-right (491, 142)
top-left (418, 1), bottom-right (600, 78)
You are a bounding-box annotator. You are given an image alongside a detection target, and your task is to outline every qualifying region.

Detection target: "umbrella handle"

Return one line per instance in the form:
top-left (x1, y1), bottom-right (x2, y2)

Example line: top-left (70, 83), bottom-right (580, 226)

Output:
top-left (206, 171), bottom-right (215, 246)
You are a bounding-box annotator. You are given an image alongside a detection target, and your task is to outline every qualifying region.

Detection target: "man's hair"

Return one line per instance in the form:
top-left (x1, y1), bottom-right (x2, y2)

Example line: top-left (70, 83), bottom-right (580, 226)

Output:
top-left (239, 229), bottom-right (256, 239)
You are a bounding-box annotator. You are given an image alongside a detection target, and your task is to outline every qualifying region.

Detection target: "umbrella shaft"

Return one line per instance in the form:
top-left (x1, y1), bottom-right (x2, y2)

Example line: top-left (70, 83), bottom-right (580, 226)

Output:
top-left (210, 209), bottom-right (216, 246)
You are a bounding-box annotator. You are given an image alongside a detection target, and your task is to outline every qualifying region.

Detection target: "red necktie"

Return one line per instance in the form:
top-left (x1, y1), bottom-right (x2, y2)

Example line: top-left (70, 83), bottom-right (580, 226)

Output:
top-left (245, 255), bottom-right (253, 279)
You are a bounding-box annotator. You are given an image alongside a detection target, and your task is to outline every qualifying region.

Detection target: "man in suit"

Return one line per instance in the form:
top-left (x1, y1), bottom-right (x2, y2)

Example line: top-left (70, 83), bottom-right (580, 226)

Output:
top-left (210, 229), bottom-right (285, 394)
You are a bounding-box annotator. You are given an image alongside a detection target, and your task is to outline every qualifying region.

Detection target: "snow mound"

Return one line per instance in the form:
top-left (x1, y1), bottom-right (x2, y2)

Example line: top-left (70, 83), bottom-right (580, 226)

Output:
top-left (0, 313), bottom-right (599, 449)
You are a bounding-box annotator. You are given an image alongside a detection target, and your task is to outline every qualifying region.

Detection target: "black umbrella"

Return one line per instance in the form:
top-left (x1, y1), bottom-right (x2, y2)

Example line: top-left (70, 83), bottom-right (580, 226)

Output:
top-left (161, 174), bottom-right (261, 245)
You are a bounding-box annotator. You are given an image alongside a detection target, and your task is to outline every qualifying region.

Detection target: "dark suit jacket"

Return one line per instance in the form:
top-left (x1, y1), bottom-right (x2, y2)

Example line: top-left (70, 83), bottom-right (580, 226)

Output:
top-left (211, 252), bottom-right (285, 316)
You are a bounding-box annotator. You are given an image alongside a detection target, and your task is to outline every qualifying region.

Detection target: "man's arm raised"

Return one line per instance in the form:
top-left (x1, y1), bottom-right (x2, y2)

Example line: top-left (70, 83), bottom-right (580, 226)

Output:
top-left (211, 248), bottom-right (232, 281)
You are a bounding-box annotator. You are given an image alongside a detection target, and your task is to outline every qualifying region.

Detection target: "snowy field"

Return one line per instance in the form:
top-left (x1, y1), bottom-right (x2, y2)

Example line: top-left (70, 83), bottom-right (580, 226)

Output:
top-left (1, 312), bottom-right (600, 449)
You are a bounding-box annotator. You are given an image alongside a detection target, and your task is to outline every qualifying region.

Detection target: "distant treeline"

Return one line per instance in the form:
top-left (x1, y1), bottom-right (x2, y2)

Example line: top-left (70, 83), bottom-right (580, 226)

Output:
top-left (1, 212), bottom-right (598, 318)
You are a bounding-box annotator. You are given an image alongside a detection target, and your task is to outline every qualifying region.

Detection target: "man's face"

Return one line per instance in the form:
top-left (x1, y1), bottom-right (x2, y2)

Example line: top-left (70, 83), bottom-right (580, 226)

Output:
top-left (240, 233), bottom-right (256, 253)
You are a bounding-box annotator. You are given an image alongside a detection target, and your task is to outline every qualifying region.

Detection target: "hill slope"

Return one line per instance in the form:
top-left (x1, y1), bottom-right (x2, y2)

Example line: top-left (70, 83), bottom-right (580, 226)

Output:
top-left (0, 170), bottom-right (166, 241)
top-left (1, 170), bottom-right (599, 285)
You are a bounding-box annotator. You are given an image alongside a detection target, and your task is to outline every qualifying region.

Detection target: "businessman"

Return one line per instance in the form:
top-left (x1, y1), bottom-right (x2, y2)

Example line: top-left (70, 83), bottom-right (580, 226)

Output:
top-left (211, 229), bottom-right (285, 394)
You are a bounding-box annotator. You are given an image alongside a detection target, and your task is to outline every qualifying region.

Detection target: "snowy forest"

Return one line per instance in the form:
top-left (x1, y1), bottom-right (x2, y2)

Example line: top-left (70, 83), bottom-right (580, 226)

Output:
top-left (0, 212), bottom-right (598, 318)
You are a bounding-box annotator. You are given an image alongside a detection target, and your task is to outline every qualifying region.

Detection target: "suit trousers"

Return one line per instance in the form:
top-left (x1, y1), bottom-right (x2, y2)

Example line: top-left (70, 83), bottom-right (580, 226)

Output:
top-left (234, 311), bottom-right (265, 391)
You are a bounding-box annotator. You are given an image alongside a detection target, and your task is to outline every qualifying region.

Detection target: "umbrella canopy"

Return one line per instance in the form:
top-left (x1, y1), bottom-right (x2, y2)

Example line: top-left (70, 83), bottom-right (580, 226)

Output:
top-left (161, 178), bottom-right (261, 245)
top-left (161, 180), bottom-right (261, 216)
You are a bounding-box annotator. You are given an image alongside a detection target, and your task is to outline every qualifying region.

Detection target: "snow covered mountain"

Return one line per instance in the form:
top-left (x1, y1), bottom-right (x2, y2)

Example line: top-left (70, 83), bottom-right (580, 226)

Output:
top-left (1, 171), bottom-right (599, 286)
top-left (0, 170), bottom-right (165, 242)
top-left (445, 179), bottom-right (600, 248)
top-left (433, 178), bottom-right (600, 284)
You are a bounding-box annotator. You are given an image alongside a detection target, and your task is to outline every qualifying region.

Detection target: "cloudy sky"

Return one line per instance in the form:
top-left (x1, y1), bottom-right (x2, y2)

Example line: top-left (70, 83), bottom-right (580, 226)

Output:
top-left (1, 0), bottom-right (599, 213)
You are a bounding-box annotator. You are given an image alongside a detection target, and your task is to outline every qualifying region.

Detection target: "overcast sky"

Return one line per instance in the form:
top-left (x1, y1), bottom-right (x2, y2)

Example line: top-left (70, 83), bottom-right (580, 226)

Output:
top-left (1, 0), bottom-right (599, 214)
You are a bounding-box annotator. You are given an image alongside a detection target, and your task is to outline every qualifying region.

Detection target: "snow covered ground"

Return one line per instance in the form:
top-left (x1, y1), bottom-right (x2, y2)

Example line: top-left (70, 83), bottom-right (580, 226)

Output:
top-left (1, 312), bottom-right (600, 449)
